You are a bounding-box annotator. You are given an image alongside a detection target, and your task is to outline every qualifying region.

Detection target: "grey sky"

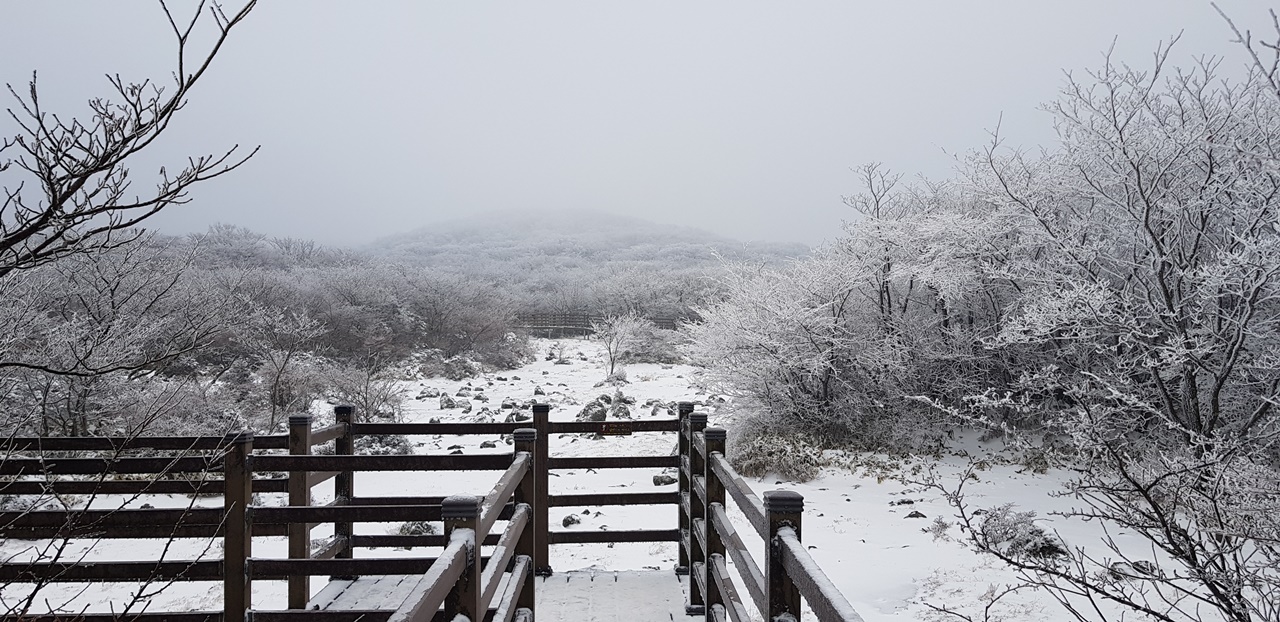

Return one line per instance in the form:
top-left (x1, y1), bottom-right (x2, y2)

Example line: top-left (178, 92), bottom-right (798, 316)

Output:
top-left (1, 1), bottom-right (1275, 247)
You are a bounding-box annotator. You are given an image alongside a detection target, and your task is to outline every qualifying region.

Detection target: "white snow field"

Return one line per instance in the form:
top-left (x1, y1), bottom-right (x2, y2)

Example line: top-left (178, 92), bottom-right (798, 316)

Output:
top-left (0, 338), bottom-right (1134, 621)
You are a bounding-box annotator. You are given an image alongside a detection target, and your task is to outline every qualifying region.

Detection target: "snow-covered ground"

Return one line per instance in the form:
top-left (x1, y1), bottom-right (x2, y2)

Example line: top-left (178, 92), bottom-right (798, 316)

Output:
top-left (1, 338), bottom-right (1124, 621)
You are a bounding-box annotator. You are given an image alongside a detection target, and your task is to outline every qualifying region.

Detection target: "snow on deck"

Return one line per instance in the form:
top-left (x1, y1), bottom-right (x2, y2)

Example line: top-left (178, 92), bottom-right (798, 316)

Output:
top-left (537, 570), bottom-right (692, 622)
top-left (308, 570), bottom-right (692, 621)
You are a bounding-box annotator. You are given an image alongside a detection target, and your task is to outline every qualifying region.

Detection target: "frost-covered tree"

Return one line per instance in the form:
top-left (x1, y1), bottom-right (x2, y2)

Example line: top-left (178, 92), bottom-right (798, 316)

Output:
top-left (592, 312), bottom-right (652, 380)
top-left (685, 166), bottom-right (1018, 447)
top-left (238, 306), bottom-right (327, 430)
top-left (0, 2), bottom-right (258, 278)
top-left (0, 237), bottom-right (236, 435)
top-left (942, 40), bottom-right (1280, 622)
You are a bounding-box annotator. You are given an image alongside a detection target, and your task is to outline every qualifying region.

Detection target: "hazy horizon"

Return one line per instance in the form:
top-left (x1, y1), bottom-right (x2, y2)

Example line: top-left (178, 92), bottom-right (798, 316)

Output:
top-left (2, 2), bottom-right (1276, 248)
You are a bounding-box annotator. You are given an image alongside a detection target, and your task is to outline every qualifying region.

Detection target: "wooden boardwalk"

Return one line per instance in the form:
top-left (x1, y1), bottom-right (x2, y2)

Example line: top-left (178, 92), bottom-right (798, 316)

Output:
top-left (310, 570), bottom-right (691, 621)
top-left (0, 403), bottom-right (865, 621)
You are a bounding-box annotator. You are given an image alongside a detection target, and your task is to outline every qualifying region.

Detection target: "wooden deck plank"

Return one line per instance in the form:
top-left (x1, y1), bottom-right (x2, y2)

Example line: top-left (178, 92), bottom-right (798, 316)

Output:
top-left (309, 570), bottom-right (689, 621)
top-left (537, 570), bottom-right (691, 621)
top-left (309, 574), bottom-right (422, 611)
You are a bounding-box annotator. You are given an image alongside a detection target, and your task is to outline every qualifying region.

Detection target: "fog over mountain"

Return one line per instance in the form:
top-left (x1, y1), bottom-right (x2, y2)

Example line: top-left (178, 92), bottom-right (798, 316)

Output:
top-left (369, 209), bottom-right (810, 270)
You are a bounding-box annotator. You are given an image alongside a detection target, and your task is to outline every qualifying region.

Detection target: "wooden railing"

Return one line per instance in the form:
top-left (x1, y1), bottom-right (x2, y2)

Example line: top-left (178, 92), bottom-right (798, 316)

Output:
top-left (0, 409), bottom-right (536, 622)
top-left (0, 400), bottom-right (861, 621)
top-left (0, 402), bottom-right (685, 620)
top-left (679, 412), bottom-right (864, 622)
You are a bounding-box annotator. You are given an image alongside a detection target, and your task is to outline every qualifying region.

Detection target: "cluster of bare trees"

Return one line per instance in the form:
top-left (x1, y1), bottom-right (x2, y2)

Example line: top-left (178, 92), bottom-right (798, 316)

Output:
top-left (0, 0), bottom-right (260, 438)
top-left (687, 18), bottom-right (1280, 622)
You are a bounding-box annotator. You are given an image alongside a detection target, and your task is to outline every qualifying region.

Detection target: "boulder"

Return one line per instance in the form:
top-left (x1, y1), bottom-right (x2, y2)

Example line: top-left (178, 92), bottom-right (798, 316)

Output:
top-left (562, 514), bottom-right (581, 528)
top-left (653, 474), bottom-right (677, 486)
top-left (459, 399), bottom-right (473, 414)
top-left (577, 400), bottom-right (608, 422)
top-left (480, 440), bottom-right (497, 449)
top-left (504, 411), bottom-right (532, 423)
top-left (534, 386), bottom-right (546, 396)
top-left (439, 394), bottom-right (458, 409)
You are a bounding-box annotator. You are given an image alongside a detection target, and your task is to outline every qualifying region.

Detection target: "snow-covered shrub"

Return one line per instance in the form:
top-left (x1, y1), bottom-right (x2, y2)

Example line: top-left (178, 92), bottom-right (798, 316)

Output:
top-left (604, 367), bottom-right (628, 385)
top-left (974, 504), bottom-right (1066, 562)
top-left (622, 326), bottom-right (686, 365)
top-left (397, 520), bottom-right (436, 536)
top-left (441, 356), bottom-right (482, 381)
top-left (726, 412), bottom-right (828, 482)
top-left (473, 332), bottom-right (534, 370)
top-left (355, 434), bottom-right (413, 456)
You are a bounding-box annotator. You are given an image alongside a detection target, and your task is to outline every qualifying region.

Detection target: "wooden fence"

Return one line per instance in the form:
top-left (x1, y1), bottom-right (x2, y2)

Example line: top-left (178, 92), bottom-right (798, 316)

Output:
top-left (513, 313), bottom-right (679, 337)
top-left (0, 403), bottom-right (862, 622)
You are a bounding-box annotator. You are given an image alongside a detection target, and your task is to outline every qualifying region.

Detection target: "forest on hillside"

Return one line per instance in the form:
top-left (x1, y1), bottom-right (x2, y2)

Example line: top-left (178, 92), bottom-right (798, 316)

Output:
top-left (0, 218), bottom-right (795, 438)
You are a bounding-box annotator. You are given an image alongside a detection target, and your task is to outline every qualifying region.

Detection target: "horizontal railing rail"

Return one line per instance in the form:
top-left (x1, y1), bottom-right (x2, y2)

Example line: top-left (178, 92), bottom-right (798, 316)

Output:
top-left (0, 435), bottom-right (287, 451)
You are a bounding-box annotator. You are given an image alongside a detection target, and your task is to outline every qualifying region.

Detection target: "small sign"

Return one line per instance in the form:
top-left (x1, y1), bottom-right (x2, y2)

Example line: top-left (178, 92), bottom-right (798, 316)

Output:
top-left (597, 422), bottom-right (634, 436)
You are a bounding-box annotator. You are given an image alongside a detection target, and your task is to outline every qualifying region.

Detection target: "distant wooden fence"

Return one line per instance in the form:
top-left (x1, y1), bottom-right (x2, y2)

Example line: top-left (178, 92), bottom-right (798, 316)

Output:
top-left (513, 313), bottom-right (679, 337)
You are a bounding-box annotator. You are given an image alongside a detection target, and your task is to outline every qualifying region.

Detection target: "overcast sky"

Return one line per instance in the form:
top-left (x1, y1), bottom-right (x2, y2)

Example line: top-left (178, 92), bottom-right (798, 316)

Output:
top-left (1, 1), bottom-right (1276, 247)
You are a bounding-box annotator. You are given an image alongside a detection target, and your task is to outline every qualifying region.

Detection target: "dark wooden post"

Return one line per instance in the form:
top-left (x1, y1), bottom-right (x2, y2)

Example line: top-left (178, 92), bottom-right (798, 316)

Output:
top-left (704, 426), bottom-right (727, 616)
top-left (765, 490), bottom-right (804, 621)
top-left (676, 401), bottom-right (694, 576)
top-left (333, 405), bottom-right (355, 570)
top-left (513, 427), bottom-right (537, 612)
top-left (443, 495), bottom-right (483, 622)
top-left (687, 410), bottom-right (708, 615)
top-left (287, 414), bottom-right (312, 608)
top-left (223, 432), bottom-right (254, 622)
top-left (532, 403), bottom-right (551, 576)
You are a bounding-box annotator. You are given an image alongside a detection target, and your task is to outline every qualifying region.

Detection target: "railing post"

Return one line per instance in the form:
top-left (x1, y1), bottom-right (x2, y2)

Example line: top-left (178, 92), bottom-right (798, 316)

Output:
top-left (514, 428), bottom-right (537, 612)
top-left (287, 414), bottom-right (312, 608)
top-left (443, 495), bottom-right (483, 622)
top-left (676, 401), bottom-right (694, 576)
top-left (765, 491), bottom-right (804, 622)
top-left (532, 403), bottom-right (552, 576)
top-left (223, 432), bottom-right (254, 622)
top-left (687, 410), bottom-right (708, 616)
top-left (333, 404), bottom-right (355, 572)
top-left (704, 427), bottom-right (727, 618)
